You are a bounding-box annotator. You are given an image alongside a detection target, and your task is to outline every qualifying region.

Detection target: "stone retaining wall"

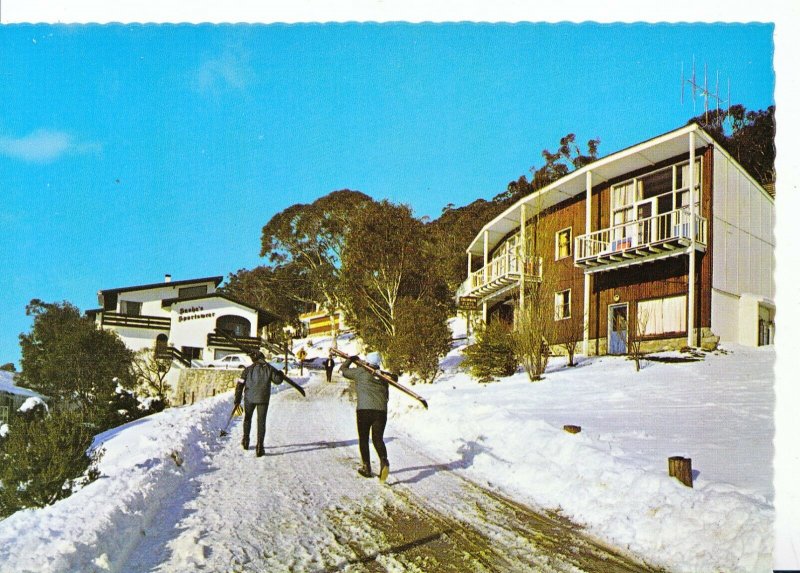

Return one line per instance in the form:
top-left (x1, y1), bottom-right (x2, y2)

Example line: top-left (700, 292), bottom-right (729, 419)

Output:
top-left (173, 368), bottom-right (241, 406)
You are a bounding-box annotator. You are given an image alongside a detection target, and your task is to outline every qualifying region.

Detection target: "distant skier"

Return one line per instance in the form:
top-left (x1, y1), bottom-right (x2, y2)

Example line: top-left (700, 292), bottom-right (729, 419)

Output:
top-left (340, 352), bottom-right (390, 481)
top-left (234, 352), bottom-right (280, 457)
top-left (323, 356), bottom-right (335, 382)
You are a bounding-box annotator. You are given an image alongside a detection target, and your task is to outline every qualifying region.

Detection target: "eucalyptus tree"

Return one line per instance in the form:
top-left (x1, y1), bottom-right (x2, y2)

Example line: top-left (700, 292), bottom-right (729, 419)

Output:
top-left (256, 189), bottom-right (374, 323)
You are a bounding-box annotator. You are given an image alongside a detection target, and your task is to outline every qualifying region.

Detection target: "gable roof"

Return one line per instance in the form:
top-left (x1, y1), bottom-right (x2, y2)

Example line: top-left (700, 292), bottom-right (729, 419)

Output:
top-left (466, 123), bottom-right (769, 256)
top-left (98, 276), bottom-right (224, 296)
top-left (0, 372), bottom-right (43, 399)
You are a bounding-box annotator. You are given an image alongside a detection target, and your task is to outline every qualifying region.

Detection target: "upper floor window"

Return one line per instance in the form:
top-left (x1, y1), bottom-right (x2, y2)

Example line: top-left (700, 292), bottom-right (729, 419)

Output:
top-left (121, 300), bottom-right (142, 316)
top-left (216, 315), bottom-right (252, 337)
top-left (178, 285), bottom-right (208, 299)
top-left (610, 159), bottom-right (702, 226)
top-left (555, 227), bottom-right (572, 260)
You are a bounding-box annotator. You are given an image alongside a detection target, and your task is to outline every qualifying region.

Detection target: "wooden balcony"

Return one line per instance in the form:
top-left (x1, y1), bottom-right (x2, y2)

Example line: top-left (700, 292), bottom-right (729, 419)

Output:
top-left (155, 346), bottom-right (192, 367)
top-left (575, 208), bottom-right (707, 272)
top-left (465, 253), bottom-right (542, 300)
top-left (206, 332), bottom-right (263, 352)
top-left (101, 312), bottom-right (171, 331)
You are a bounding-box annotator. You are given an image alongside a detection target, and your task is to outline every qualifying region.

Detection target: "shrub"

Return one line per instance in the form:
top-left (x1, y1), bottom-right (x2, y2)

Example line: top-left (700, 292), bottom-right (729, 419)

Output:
top-left (386, 297), bottom-right (452, 383)
top-left (462, 321), bottom-right (517, 382)
top-left (0, 408), bottom-right (102, 517)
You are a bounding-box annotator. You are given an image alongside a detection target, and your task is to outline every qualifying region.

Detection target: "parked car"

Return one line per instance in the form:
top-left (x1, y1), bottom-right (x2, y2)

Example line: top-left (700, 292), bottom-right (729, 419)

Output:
top-left (269, 356), bottom-right (299, 371)
top-left (206, 353), bottom-right (252, 369)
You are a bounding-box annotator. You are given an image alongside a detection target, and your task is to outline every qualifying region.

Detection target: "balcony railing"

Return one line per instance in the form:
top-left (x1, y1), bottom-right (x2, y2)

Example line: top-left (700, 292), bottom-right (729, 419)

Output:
top-left (155, 346), bottom-right (192, 367)
top-left (206, 332), bottom-right (262, 352)
top-left (575, 208), bottom-right (707, 268)
top-left (466, 252), bottom-right (542, 299)
top-left (102, 312), bottom-right (171, 330)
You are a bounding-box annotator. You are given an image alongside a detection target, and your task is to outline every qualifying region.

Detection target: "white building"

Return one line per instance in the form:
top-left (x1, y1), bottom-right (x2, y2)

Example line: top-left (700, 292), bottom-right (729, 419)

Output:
top-left (87, 275), bottom-right (279, 366)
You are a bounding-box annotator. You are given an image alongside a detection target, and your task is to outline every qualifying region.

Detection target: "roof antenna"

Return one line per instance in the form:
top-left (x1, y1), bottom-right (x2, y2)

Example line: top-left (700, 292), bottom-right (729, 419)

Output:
top-left (681, 58), bottom-right (730, 129)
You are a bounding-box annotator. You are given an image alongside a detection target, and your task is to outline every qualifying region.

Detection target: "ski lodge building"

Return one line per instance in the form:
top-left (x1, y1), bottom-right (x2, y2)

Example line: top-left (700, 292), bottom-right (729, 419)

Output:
top-left (461, 123), bottom-right (775, 355)
top-left (298, 303), bottom-right (349, 339)
top-left (86, 275), bottom-right (279, 367)
top-left (1, 372), bottom-right (46, 426)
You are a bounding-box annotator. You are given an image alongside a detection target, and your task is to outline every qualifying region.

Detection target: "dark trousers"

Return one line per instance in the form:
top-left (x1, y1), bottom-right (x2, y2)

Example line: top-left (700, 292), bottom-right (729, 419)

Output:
top-left (325, 367), bottom-right (334, 382)
top-left (356, 409), bottom-right (388, 468)
top-left (243, 401), bottom-right (269, 448)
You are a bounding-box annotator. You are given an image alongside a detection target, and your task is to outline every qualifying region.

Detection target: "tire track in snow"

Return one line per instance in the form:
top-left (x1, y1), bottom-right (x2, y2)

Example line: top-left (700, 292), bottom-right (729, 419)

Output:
top-left (120, 374), bottom-right (667, 573)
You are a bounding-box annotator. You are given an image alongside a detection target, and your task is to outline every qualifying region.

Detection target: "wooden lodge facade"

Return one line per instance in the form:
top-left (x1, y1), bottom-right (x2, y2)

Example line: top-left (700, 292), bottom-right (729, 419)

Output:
top-left (461, 124), bottom-right (775, 355)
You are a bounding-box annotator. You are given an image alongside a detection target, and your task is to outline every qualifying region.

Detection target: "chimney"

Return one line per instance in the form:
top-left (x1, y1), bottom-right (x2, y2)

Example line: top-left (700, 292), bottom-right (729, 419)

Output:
top-left (165, 274), bottom-right (172, 283)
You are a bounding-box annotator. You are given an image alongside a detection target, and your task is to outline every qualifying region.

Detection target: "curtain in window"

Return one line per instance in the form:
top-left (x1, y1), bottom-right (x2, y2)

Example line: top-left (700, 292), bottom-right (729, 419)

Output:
top-left (638, 295), bottom-right (686, 335)
top-left (613, 181), bottom-right (635, 209)
top-left (679, 160), bottom-right (701, 189)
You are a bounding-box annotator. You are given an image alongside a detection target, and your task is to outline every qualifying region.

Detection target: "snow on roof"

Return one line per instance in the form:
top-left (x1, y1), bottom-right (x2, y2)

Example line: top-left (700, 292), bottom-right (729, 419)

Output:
top-left (0, 371), bottom-right (43, 399)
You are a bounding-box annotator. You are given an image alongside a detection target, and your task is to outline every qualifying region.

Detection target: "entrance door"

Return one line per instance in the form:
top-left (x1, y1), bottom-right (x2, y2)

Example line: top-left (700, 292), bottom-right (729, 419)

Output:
top-left (609, 304), bottom-right (628, 355)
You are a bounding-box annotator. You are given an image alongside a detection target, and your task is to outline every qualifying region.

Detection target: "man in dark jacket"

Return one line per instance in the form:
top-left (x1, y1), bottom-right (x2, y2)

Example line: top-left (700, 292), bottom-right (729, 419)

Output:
top-left (340, 352), bottom-right (390, 481)
top-left (323, 356), bottom-right (335, 382)
top-left (234, 352), bottom-right (279, 457)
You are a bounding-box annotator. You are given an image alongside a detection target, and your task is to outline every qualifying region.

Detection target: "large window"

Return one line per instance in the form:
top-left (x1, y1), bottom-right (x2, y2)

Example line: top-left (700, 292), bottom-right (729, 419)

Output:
top-left (121, 300), bottom-right (142, 316)
top-left (178, 285), bottom-right (208, 299)
top-left (610, 159), bottom-right (702, 235)
top-left (216, 315), bottom-right (252, 337)
top-left (555, 227), bottom-right (572, 260)
top-left (555, 289), bottom-right (572, 320)
top-left (637, 295), bottom-right (687, 336)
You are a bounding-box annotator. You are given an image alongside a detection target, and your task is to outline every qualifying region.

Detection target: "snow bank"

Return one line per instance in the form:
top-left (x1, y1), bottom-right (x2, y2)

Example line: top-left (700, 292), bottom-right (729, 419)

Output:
top-left (390, 345), bottom-right (774, 573)
top-left (0, 394), bottom-right (232, 573)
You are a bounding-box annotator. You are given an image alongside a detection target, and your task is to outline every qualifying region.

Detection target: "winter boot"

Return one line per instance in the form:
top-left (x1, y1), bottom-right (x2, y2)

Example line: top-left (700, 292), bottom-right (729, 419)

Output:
top-left (255, 442), bottom-right (265, 457)
top-left (242, 437), bottom-right (249, 450)
top-left (379, 459), bottom-right (390, 483)
top-left (357, 464), bottom-right (373, 478)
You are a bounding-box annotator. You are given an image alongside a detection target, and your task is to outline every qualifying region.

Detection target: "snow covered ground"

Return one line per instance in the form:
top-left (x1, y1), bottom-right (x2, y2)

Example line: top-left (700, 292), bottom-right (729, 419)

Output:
top-left (0, 324), bottom-right (775, 572)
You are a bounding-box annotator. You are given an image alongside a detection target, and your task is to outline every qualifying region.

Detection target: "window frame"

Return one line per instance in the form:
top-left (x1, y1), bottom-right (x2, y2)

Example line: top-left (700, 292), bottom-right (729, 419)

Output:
top-left (554, 226), bottom-right (573, 261)
top-left (636, 294), bottom-right (687, 337)
top-left (121, 300), bottom-right (142, 316)
top-left (609, 158), bottom-right (703, 228)
top-left (554, 288), bottom-right (572, 321)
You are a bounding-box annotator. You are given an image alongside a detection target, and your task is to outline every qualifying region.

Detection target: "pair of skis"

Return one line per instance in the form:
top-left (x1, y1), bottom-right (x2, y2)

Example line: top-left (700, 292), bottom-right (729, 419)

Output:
top-left (329, 348), bottom-right (428, 409)
top-left (213, 329), bottom-right (306, 397)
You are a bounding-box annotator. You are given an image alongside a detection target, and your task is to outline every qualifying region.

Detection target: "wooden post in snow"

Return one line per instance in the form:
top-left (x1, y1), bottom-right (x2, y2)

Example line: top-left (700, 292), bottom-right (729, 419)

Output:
top-left (668, 456), bottom-right (693, 488)
top-left (563, 425), bottom-right (582, 434)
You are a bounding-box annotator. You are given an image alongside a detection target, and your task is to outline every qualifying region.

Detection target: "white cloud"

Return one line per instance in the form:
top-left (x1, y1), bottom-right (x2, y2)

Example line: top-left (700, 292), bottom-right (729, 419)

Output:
top-left (196, 51), bottom-right (254, 94)
top-left (0, 129), bottom-right (100, 163)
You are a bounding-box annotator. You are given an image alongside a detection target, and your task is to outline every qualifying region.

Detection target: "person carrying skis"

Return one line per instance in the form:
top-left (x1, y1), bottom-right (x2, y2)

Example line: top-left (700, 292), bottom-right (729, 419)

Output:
top-left (323, 355), bottom-right (335, 382)
top-left (340, 352), bottom-right (390, 481)
top-left (234, 351), bottom-right (280, 457)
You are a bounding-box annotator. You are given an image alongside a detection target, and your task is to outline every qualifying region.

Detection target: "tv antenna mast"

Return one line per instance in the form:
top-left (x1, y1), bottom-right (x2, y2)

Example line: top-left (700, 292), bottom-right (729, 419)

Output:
top-left (681, 58), bottom-right (730, 128)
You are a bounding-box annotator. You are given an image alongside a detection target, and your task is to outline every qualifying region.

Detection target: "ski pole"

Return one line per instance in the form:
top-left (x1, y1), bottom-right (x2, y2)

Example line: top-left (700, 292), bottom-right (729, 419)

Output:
top-left (219, 403), bottom-right (242, 437)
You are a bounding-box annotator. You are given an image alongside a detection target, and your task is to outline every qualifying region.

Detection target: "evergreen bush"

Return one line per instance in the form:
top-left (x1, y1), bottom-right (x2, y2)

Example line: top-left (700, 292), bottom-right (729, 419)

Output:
top-left (386, 297), bottom-right (451, 383)
top-left (462, 320), bottom-right (518, 382)
top-left (0, 408), bottom-right (102, 517)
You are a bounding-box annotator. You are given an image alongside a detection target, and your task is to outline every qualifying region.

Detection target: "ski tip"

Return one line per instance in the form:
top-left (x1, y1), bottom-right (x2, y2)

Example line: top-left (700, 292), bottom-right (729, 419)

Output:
top-left (420, 400), bottom-right (429, 410)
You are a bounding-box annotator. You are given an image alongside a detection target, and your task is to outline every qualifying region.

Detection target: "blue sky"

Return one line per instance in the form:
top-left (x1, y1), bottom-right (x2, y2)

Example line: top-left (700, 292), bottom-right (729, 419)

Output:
top-left (0, 22), bottom-right (775, 366)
